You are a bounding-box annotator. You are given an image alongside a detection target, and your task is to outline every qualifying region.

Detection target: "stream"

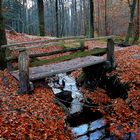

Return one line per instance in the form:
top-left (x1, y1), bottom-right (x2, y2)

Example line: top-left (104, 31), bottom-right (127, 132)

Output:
top-left (45, 73), bottom-right (138, 140)
top-left (46, 73), bottom-right (109, 140)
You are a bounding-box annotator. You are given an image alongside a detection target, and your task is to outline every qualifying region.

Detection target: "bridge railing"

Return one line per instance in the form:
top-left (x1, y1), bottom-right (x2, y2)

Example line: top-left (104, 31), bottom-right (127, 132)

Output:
top-left (2, 36), bottom-right (115, 93)
top-left (2, 35), bottom-right (116, 71)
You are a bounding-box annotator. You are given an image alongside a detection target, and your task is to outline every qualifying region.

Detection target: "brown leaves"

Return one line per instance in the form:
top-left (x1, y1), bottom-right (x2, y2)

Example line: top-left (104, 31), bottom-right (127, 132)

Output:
top-left (80, 45), bottom-right (140, 138)
top-left (0, 70), bottom-right (72, 139)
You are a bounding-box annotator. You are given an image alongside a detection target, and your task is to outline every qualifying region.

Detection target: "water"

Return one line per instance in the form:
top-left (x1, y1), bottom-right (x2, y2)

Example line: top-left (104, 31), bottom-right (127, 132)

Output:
top-left (47, 73), bottom-right (108, 140)
top-left (46, 73), bottom-right (138, 140)
top-left (47, 73), bottom-right (84, 114)
top-left (65, 102), bottom-right (107, 140)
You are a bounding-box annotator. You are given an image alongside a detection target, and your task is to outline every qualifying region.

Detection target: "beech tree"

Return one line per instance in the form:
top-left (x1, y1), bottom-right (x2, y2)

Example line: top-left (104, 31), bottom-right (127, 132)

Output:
top-left (0, 0), bottom-right (7, 69)
top-left (105, 0), bottom-right (108, 35)
top-left (55, 0), bottom-right (59, 37)
top-left (123, 0), bottom-right (137, 45)
top-left (89, 0), bottom-right (94, 38)
top-left (133, 0), bottom-right (140, 44)
top-left (37, 0), bottom-right (45, 36)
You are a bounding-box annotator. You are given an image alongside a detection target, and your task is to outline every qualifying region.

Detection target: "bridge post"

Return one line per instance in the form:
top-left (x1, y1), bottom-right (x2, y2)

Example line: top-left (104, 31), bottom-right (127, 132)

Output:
top-left (18, 48), bottom-right (30, 94)
top-left (6, 48), bottom-right (13, 71)
top-left (107, 38), bottom-right (115, 69)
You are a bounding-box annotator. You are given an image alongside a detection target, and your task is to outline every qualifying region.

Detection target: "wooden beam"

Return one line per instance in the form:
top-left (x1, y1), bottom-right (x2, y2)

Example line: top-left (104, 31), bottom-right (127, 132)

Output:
top-left (1, 35), bottom-right (116, 49)
top-left (30, 46), bottom-right (85, 58)
top-left (5, 47), bottom-right (13, 71)
top-left (6, 46), bottom-right (85, 61)
top-left (1, 36), bottom-right (85, 48)
top-left (9, 42), bottom-right (64, 51)
top-left (18, 49), bottom-right (30, 93)
top-left (107, 38), bottom-right (115, 69)
top-left (11, 56), bottom-right (106, 81)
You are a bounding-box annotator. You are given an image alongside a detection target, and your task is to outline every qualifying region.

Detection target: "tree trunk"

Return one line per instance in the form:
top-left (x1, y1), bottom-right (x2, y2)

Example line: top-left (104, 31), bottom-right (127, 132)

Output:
top-left (89, 0), bottom-right (94, 38)
top-left (37, 0), bottom-right (45, 36)
top-left (124, 0), bottom-right (137, 45)
top-left (105, 0), bottom-right (108, 35)
top-left (0, 0), bottom-right (7, 69)
top-left (97, 1), bottom-right (100, 36)
top-left (133, 0), bottom-right (140, 44)
top-left (55, 0), bottom-right (59, 37)
top-left (83, 0), bottom-right (89, 36)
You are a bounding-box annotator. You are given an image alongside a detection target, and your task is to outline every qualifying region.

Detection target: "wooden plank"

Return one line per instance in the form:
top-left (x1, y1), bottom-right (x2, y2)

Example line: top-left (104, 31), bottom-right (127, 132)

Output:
top-left (9, 42), bottom-right (63, 51)
top-left (2, 35), bottom-right (116, 48)
top-left (107, 38), bottom-right (115, 68)
top-left (1, 36), bottom-right (85, 48)
top-left (10, 56), bottom-right (106, 81)
top-left (18, 49), bottom-right (30, 93)
top-left (6, 46), bottom-right (85, 61)
top-left (11, 40), bottom-right (85, 51)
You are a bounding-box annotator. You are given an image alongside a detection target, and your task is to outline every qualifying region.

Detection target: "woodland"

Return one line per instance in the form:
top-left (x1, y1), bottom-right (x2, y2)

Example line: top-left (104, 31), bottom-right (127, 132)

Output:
top-left (0, 0), bottom-right (140, 140)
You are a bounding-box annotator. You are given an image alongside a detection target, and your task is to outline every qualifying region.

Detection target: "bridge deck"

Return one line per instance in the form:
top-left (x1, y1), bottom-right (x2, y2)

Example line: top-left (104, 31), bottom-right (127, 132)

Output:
top-left (10, 56), bottom-right (106, 81)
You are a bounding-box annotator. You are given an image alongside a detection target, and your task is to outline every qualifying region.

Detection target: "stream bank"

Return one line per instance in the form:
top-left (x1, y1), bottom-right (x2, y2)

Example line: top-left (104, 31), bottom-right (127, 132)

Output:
top-left (46, 73), bottom-right (108, 140)
top-left (45, 72), bottom-right (132, 140)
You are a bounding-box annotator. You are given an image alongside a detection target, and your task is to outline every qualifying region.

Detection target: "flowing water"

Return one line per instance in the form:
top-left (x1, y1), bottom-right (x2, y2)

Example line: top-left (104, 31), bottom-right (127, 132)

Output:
top-left (46, 73), bottom-right (138, 140)
top-left (46, 73), bottom-right (109, 140)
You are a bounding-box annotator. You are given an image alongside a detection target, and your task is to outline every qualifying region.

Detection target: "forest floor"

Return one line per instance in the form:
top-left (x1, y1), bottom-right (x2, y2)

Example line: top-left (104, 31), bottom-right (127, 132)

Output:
top-left (0, 32), bottom-right (140, 139)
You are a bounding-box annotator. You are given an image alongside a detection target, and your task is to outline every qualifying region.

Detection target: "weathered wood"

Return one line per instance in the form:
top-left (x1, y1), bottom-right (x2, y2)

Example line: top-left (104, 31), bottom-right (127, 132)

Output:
top-left (7, 61), bottom-right (13, 71)
top-left (5, 48), bottom-right (13, 71)
top-left (1, 36), bottom-right (85, 48)
top-left (107, 38), bottom-right (115, 68)
top-left (11, 56), bottom-right (106, 81)
top-left (1, 35), bottom-right (116, 48)
top-left (6, 46), bottom-right (85, 61)
top-left (18, 49), bottom-right (30, 93)
top-left (30, 46), bottom-right (85, 58)
top-left (9, 42), bottom-right (64, 51)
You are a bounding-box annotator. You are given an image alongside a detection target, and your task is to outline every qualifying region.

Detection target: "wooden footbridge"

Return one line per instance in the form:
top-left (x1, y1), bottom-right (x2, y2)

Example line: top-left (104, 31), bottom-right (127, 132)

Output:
top-left (2, 36), bottom-right (115, 93)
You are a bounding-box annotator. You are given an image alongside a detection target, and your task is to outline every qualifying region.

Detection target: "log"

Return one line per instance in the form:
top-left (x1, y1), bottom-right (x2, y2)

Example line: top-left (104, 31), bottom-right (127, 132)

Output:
top-left (18, 49), bottom-right (30, 93)
top-left (30, 46), bottom-right (85, 58)
top-left (6, 46), bottom-right (85, 61)
top-left (1, 36), bottom-right (85, 48)
top-left (1, 35), bottom-right (116, 48)
top-left (5, 48), bottom-right (13, 71)
top-left (9, 42), bottom-right (64, 51)
top-left (11, 56), bottom-right (106, 81)
top-left (107, 38), bottom-right (115, 69)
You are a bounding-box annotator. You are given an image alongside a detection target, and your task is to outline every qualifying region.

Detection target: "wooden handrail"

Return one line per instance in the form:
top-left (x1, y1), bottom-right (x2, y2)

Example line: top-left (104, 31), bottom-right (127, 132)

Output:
top-left (2, 36), bottom-right (85, 48)
top-left (16, 38), bottom-right (115, 93)
top-left (6, 46), bottom-right (85, 61)
top-left (2, 35), bottom-right (116, 49)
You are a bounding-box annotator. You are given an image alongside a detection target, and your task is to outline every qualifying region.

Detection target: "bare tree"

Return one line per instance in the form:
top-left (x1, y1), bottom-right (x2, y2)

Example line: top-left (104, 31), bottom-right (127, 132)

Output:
top-left (89, 0), bottom-right (94, 38)
top-left (37, 0), bottom-right (45, 36)
top-left (105, 0), bottom-right (108, 35)
top-left (0, 0), bottom-right (7, 69)
top-left (123, 0), bottom-right (137, 45)
top-left (55, 0), bottom-right (59, 37)
top-left (133, 0), bottom-right (140, 44)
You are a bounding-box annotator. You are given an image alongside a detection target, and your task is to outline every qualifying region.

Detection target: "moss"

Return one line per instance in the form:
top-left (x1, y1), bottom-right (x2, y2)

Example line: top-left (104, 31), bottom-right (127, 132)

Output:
top-left (113, 36), bottom-right (124, 43)
top-left (30, 48), bottom-right (106, 67)
top-left (63, 42), bottom-right (80, 48)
